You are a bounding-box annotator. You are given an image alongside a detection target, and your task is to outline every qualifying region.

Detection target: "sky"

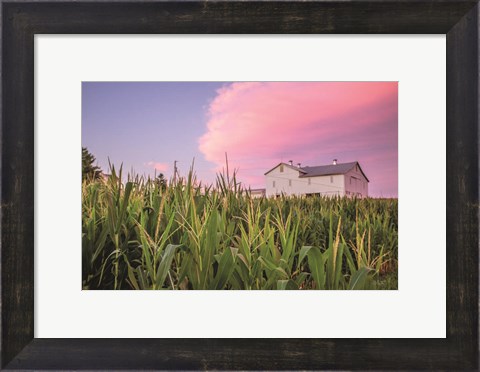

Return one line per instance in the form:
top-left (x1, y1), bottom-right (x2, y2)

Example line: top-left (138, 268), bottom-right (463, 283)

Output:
top-left (82, 82), bottom-right (398, 197)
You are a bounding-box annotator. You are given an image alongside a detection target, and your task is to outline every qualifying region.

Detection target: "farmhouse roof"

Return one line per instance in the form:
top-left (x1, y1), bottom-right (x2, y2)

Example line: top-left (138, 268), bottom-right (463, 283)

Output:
top-left (264, 161), bottom-right (369, 182)
top-left (299, 161), bottom-right (369, 182)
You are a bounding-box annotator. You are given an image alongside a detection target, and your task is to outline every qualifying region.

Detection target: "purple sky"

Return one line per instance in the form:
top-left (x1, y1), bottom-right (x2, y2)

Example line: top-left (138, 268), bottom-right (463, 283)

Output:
top-left (82, 82), bottom-right (398, 197)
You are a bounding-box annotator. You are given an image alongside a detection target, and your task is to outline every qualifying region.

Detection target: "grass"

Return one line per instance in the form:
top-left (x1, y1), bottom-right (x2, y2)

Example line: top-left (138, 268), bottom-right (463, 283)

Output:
top-left (82, 165), bottom-right (398, 290)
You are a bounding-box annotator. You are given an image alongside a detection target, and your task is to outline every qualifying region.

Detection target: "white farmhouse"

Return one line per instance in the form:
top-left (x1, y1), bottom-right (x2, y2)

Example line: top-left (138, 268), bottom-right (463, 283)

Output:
top-left (264, 160), bottom-right (369, 198)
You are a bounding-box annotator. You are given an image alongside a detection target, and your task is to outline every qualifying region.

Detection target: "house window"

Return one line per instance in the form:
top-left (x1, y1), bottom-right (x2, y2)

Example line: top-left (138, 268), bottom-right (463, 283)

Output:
top-left (308, 178), bottom-right (311, 185)
top-left (330, 176), bottom-right (333, 183)
top-left (280, 165), bottom-right (284, 173)
top-left (273, 181), bottom-right (276, 187)
top-left (289, 180), bottom-right (292, 187)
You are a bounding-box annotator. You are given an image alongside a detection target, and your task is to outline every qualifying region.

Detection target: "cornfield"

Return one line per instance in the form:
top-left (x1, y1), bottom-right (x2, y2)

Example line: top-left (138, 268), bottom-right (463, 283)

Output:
top-left (82, 165), bottom-right (398, 290)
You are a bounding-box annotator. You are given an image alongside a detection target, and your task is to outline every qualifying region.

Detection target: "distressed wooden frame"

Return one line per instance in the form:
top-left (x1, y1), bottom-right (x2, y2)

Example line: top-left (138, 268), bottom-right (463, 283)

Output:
top-left (2, 1), bottom-right (478, 369)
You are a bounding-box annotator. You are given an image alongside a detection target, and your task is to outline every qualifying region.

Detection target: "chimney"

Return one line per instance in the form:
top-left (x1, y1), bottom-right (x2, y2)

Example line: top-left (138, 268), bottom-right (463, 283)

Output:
top-left (297, 163), bottom-right (301, 168)
top-left (289, 160), bottom-right (293, 166)
top-left (333, 159), bottom-right (337, 165)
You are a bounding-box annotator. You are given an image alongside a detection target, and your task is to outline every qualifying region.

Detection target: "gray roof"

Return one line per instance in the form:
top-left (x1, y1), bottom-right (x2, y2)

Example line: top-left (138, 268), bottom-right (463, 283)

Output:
top-left (250, 188), bottom-right (266, 192)
top-left (299, 161), bottom-right (369, 182)
top-left (264, 161), bottom-right (369, 182)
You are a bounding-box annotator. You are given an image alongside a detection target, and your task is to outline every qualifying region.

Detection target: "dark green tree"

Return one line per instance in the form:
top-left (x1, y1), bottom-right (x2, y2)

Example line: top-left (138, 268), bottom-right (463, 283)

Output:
top-left (82, 147), bottom-right (102, 180)
top-left (155, 173), bottom-right (167, 191)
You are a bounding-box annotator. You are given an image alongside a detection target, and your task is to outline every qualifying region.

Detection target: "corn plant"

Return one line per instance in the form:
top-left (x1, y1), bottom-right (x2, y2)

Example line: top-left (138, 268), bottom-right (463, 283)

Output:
top-left (82, 164), bottom-right (398, 290)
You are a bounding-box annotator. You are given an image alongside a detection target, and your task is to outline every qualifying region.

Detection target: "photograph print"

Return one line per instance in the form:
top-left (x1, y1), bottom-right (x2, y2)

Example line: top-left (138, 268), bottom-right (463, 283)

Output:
top-left (82, 81), bottom-right (398, 290)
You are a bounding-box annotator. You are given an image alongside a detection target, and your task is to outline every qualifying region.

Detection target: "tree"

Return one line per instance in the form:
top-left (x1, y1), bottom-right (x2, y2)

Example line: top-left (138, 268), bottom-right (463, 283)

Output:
top-left (82, 147), bottom-right (102, 180)
top-left (155, 173), bottom-right (167, 191)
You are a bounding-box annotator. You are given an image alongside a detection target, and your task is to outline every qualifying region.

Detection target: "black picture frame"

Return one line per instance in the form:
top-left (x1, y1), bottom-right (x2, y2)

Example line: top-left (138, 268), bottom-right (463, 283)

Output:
top-left (2, 1), bottom-right (478, 370)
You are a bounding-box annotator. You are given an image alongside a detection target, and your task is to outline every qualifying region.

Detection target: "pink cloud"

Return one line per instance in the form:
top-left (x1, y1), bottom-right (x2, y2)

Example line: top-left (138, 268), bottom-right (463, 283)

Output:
top-left (199, 82), bottom-right (398, 197)
top-left (146, 161), bottom-right (169, 172)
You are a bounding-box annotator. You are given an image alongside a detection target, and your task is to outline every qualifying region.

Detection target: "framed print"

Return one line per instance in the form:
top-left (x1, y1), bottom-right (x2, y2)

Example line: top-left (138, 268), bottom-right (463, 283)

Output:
top-left (2, 1), bottom-right (478, 370)
top-left (35, 35), bottom-right (442, 341)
